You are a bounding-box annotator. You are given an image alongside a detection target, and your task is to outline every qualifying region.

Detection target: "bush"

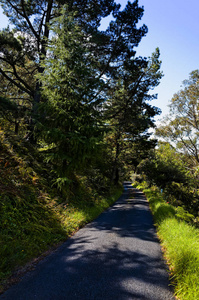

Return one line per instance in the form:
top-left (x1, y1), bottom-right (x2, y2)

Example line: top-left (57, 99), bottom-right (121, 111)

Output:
top-left (138, 144), bottom-right (199, 215)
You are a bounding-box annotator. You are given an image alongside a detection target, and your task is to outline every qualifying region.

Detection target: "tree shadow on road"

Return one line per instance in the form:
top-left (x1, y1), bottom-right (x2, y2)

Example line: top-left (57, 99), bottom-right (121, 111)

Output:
top-left (2, 235), bottom-right (174, 300)
top-left (1, 182), bottom-right (174, 300)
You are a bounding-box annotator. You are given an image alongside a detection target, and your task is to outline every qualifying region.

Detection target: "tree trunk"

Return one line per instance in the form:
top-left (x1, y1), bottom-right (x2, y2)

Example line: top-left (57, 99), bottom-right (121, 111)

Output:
top-left (25, 0), bottom-right (54, 143)
top-left (112, 138), bottom-right (120, 185)
top-left (14, 120), bottom-right (19, 134)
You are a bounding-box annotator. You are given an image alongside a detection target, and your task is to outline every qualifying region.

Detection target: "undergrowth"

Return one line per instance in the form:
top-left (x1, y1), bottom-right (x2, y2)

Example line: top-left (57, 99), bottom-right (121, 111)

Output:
top-left (133, 181), bottom-right (199, 300)
top-left (0, 131), bottom-right (122, 291)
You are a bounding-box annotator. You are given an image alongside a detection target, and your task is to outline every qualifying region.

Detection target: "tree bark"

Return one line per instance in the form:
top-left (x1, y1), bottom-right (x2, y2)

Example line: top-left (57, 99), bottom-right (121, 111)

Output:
top-left (112, 136), bottom-right (120, 185)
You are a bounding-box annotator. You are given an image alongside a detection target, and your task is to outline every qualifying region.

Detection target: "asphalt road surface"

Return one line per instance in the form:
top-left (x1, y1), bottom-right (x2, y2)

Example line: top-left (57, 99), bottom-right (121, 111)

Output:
top-left (1, 182), bottom-right (174, 300)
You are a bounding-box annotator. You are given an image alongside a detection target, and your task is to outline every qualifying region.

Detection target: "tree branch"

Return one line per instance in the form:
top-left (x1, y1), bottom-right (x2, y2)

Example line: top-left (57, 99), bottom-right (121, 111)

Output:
top-left (20, 0), bottom-right (39, 39)
top-left (12, 63), bottom-right (34, 95)
top-left (0, 68), bottom-right (33, 97)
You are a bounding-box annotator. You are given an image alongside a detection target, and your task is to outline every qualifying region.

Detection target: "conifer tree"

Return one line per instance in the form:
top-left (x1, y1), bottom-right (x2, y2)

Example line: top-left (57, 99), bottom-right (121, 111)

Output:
top-left (37, 1), bottom-right (161, 182)
top-left (38, 6), bottom-right (105, 180)
top-left (105, 48), bottom-right (163, 183)
top-left (0, 0), bottom-right (117, 139)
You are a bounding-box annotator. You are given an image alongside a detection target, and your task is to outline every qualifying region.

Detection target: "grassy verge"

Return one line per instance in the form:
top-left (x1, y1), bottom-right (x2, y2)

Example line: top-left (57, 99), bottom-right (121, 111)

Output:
top-left (0, 184), bottom-right (122, 291)
top-left (0, 131), bottom-right (123, 291)
top-left (133, 181), bottom-right (199, 300)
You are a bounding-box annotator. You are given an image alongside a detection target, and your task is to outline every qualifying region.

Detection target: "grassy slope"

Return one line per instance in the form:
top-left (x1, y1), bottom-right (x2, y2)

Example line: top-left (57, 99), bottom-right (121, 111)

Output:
top-left (133, 182), bottom-right (199, 300)
top-left (0, 131), bottom-right (122, 290)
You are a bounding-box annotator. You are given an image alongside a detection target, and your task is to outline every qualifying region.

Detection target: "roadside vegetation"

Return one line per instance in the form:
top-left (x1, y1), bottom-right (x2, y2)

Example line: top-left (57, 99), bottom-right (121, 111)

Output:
top-left (133, 181), bottom-right (199, 300)
top-left (132, 71), bottom-right (199, 299)
top-left (0, 130), bottom-right (122, 291)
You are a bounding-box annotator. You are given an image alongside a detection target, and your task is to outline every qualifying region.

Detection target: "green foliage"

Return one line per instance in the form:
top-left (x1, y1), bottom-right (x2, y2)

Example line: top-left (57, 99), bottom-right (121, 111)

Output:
top-left (0, 131), bottom-right (64, 281)
top-left (37, 6), bottom-right (104, 177)
top-left (35, 2), bottom-right (163, 182)
top-left (138, 143), bottom-right (189, 188)
top-left (152, 70), bottom-right (199, 218)
top-left (0, 130), bottom-right (122, 290)
top-left (105, 47), bottom-right (163, 183)
top-left (156, 70), bottom-right (199, 165)
top-left (0, 96), bottom-right (18, 113)
top-left (0, 0), bottom-right (163, 184)
top-left (0, 0), bottom-right (118, 140)
top-left (138, 143), bottom-right (199, 214)
top-left (175, 206), bottom-right (195, 224)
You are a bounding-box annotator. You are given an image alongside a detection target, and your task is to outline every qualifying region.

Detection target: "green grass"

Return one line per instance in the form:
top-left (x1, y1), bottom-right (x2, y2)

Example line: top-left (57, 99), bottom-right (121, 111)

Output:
top-left (0, 182), bottom-right (122, 291)
top-left (133, 182), bottom-right (199, 300)
top-left (58, 185), bottom-right (123, 236)
top-left (159, 218), bottom-right (199, 300)
top-left (0, 186), bottom-right (122, 290)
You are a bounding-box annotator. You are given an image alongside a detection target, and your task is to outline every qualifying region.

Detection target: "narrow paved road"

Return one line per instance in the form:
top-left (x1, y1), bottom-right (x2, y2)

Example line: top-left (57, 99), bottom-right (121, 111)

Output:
top-left (1, 182), bottom-right (174, 300)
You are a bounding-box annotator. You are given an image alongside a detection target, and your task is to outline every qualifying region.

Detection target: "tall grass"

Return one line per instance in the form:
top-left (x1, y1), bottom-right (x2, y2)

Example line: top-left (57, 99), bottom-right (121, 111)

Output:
top-left (134, 182), bottom-right (199, 300)
top-left (159, 218), bottom-right (199, 299)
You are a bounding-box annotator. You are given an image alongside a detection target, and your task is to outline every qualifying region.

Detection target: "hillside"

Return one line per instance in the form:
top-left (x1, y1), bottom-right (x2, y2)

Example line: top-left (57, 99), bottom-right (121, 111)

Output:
top-left (0, 130), bottom-right (122, 290)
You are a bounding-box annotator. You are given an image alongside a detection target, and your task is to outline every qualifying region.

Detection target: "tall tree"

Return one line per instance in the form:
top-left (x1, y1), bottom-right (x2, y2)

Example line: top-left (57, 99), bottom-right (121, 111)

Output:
top-left (37, 1), bottom-right (155, 181)
top-left (0, 1), bottom-right (54, 138)
top-left (0, 34), bottom-right (35, 135)
top-left (156, 70), bottom-right (199, 166)
top-left (0, 0), bottom-right (117, 139)
top-left (37, 6), bottom-right (105, 179)
top-left (105, 48), bottom-right (163, 183)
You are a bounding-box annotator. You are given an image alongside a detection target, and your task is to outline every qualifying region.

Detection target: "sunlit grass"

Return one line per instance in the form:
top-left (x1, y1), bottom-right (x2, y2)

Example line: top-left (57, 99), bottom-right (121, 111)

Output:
top-left (134, 181), bottom-right (199, 300)
top-left (159, 218), bottom-right (199, 300)
top-left (60, 188), bottom-right (123, 235)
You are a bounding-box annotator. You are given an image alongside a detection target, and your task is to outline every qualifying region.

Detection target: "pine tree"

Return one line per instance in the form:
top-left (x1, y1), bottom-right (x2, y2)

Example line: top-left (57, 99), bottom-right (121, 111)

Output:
top-left (105, 48), bottom-right (163, 183)
top-left (0, 0), bottom-right (117, 139)
top-left (38, 6), bottom-right (105, 180)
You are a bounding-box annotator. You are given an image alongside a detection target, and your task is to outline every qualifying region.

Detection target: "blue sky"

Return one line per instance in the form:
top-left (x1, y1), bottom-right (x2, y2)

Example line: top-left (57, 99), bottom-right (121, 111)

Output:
top-left (0, 1), bottom-right (199, 120)
top-left (135, 0), bottom-right (199, 120)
